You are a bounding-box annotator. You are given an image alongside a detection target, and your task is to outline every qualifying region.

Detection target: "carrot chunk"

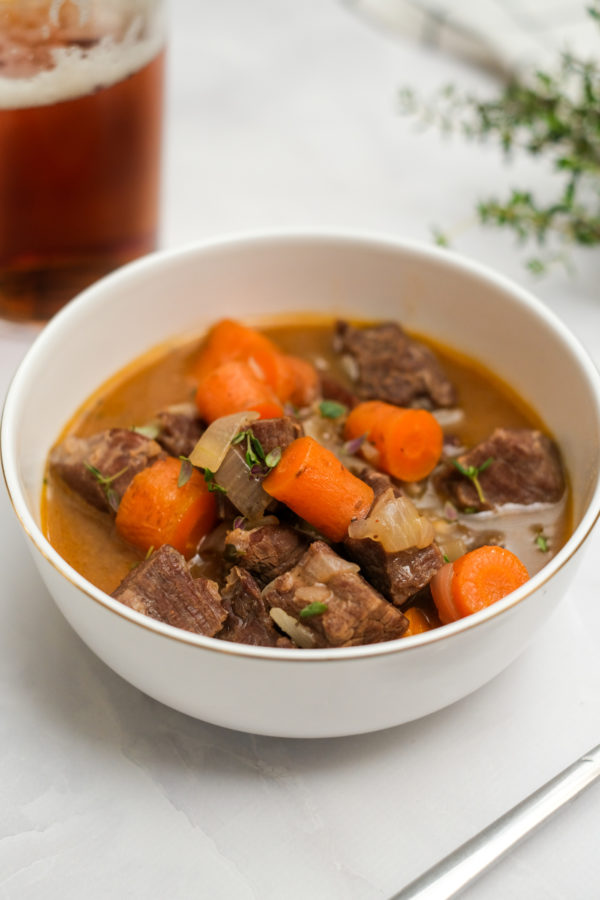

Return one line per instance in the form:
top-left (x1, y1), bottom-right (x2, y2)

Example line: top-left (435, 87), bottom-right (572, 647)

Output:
top-left (402, 607), bottom-right (432, 636)
top-left (192, 319), bottom-right (279, 381)
top-left (430, 545), bottom-right (529, 625)
top-left (192, 318), bottom-right (318, 407)
top-left (195, 359), bottom-right (284, 423)
top-left (283, 354), bottom-right (319, 407)
top-left (345, 400), bottom-right (443, 482)
top-left (115, 457), bottom-right (217, 558)
top-left (262, 435), bottom-right (374, 542)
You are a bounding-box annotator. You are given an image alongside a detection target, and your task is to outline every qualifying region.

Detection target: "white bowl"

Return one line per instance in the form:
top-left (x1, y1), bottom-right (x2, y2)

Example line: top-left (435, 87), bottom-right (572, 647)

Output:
top-left (3, 232), bottom-right (600, 738)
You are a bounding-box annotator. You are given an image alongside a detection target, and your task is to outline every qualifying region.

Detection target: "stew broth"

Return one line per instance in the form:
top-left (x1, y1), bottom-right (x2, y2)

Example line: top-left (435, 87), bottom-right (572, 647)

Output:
top-left (42, 320), bottom-right (570, 615)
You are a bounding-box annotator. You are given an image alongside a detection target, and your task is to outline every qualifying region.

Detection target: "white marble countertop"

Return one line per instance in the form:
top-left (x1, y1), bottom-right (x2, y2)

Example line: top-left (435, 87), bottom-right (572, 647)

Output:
top-left (2, 2), bottom-right (600, 897)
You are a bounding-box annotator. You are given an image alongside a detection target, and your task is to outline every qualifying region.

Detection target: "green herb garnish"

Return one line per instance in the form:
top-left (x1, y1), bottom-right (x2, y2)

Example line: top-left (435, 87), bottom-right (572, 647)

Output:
top-left (265, 446), bottom-right (282, 468)
top-left (233, 429), bottom-right (266, 468)
top-left (535, 532), bottom-right (550, 552)
top-left (131, 423), bottom-right (161, 440)
top-left (203, 468), bottom-right (227, 493)
top-left (299, 601), bottom-right (329, 619)
top-left (319, 400), bottom-right (347, 419)
top-left (84, 462), bottom-right (128, 512)
top-left (178, 456), bottom-right (194, 487)
top-left (451, 457), bottom-right (494, 506)
top-left (400, 2), bottom-right (600, 272)
top-left (442, 554), bottom-right (450, 564)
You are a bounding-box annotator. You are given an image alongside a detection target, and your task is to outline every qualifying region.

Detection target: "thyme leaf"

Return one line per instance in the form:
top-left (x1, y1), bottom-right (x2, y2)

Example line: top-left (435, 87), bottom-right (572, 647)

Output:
top-left (264, 446), bottom-right (282, 468)
top-left (299, 601), bottom-right (329, 619)
top-left (233, 430), bottom-right (266, 467)
top-left (131, 423), bottom-right (161, 440)
top-left (203, 468), bottom-right (227, 493)
top-left (319, 400), bottom-right (347, 419)
top-left (178, 456), bottom-right (194, 487)
top-left (451, 457), bottom-right (494, 506)
top-left (84, 462), bottom-right (128, 511)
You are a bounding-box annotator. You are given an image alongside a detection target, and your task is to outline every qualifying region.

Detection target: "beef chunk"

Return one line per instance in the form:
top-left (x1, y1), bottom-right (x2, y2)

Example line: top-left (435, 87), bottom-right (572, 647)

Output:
top-left (155, 406), bottom-right (205, 457)
top-left (343, 536), bottom-right (444, 607)
top-left (335, 320), bottom-right (456, 409)
top-left (217, 566), bottom-right (294, 647)
top-left (438, 427), bottom-right (565, 511)
top-left (249, 417), bottom-right (303, 456)
top-left (357, 467), bottom-right (403, 500)
top-left (49, 428), bottom-right (164, 513)
top-left (224, 523), bottom-right (308, 585)
top-left (319, 372), bottom-right (358, 410)
top-left (112, 544), bottom-right (226, 636)
top-left (262, 541), bottom-right (408, 647)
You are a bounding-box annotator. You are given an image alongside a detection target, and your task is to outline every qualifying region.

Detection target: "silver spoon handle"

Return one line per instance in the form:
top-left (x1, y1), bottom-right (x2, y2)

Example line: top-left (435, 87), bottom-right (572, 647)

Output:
top-left (391, 744), bottom-right (600, 900)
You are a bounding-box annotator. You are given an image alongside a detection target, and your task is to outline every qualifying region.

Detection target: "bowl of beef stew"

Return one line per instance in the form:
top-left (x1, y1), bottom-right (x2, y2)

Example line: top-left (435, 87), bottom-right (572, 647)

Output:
top-left (3, 232), bottom-right (600, 737)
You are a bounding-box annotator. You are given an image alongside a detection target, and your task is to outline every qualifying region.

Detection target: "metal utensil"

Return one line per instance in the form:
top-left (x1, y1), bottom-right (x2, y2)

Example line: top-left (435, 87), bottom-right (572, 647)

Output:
top-left (391, 744), bottom-right (600, 899)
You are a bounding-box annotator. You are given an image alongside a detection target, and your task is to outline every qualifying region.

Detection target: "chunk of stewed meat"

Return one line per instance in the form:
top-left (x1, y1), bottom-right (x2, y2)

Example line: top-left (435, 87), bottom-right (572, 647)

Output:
top-left (262, 541), bottom-right (408, 647)
top-left (318, 372), bottom-right (359, 410)
top-left (357, 467), bottom-right (403, 500)
top-left (217, 566), bottom-right (294, 647)
top-left (334, 320), bottom-right (457, 409)
top-left (49, 428), bottom-right (164, 513)
top-left (112, 544), bottom-right (226, 636)
top-left (343, 535), bottom-right (444, 607)
top-left (154, 406), bottom-right (205, 458)
top-left (225, 523), bottom-right (309, 586)
top-left (249, 416), bottom-right (304, 457)
top-left (438, 427), bottom-right (565, 511)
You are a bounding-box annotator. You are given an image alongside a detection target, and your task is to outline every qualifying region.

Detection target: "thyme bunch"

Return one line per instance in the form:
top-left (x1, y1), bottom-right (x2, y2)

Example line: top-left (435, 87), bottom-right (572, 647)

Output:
top-left (400, 2), bottom-right (600, 273)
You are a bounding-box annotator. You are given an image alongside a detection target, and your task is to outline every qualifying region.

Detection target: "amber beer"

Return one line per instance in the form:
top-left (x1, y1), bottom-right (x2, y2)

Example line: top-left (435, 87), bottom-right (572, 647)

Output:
top-left (0, 2), bottom-right (165, 320)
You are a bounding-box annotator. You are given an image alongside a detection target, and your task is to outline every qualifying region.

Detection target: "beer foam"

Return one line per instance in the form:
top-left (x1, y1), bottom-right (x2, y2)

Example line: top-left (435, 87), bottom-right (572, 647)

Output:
top-left (0, 12), bottom-right (164, 109)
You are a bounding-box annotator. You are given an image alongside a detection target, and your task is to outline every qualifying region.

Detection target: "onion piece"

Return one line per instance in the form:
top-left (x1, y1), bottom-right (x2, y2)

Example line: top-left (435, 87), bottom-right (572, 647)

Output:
top-left (214, 448), bottom-right (272, 520)
top-left (302, 549), bottom-right (360, 584)
top-left (189, 411), bottom-right (259, 472)
top-left (347, 488), bottom-right (435, 552)
top-left (269, 608), bottom-right (315, 648)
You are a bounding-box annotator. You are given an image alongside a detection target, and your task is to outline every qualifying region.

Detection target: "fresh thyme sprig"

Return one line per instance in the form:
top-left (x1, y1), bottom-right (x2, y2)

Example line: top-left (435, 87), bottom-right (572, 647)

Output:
top-left (451, 457), bottom-right (494, 506)
top-left (84, 462), bottom-right (128, 511)
top-left (400, 1), bottom-right (600, 273)
top-left (232, 429), bottom-right (281, 473)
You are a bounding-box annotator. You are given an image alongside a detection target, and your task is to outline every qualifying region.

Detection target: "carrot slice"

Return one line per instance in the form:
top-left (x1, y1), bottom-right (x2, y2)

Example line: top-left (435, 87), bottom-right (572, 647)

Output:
top-left (195, 359), bottom-right (284, 422)
top-left (262, 435), bottom-right (374, 542)
top-left (283, 354), bottom-right (319, 407)
top-left (115, 457), bottom-right (217, 558)
top-left (345, 400), bottom-right (443, 482)
top-left (430, 545), bottom-right (529, 625)
top-left (192, 319), bottom-right (318, 407)
top-left (402, 607), bottom-right (432, 636)
top-left (192, 319), bottom-right (279, 381)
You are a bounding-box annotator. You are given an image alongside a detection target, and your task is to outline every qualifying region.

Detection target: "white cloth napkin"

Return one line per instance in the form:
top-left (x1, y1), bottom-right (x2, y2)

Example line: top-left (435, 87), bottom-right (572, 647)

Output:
top-left (346, 0), bottom-right (600, 75)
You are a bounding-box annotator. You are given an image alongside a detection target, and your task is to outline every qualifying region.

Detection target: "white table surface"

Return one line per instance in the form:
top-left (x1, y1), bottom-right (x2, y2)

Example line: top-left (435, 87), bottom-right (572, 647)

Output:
top-left (2, 2), bottom-right (600, 897)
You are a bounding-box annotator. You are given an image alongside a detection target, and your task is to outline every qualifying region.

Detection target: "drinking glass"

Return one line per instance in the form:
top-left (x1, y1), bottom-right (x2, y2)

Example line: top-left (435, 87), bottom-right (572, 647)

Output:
top-left (0, 0), bottom-right (165, 320)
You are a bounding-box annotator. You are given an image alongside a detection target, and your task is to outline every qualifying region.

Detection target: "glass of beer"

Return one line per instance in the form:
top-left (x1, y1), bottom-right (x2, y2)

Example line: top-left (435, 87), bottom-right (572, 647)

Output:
top-left (0, 0), bottom-right (165, 321)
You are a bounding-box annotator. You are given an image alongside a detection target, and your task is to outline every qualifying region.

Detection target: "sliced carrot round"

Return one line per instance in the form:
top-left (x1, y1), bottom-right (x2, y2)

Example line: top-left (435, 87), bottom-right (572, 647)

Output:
top-left (195, 359), bottom-right (284, 422)
top-left (192, 319), bottom-right (280, 381)
top-left (431, 545), bottom-right (529, 625)
top-left (192, 319), bottom-right (318, 408)
top-left (345, 400), bottom-right (443, 482)
top-left (402, 607), bottom-right (432, 636)
top-left (115, 457), bottom-right (217, 558)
